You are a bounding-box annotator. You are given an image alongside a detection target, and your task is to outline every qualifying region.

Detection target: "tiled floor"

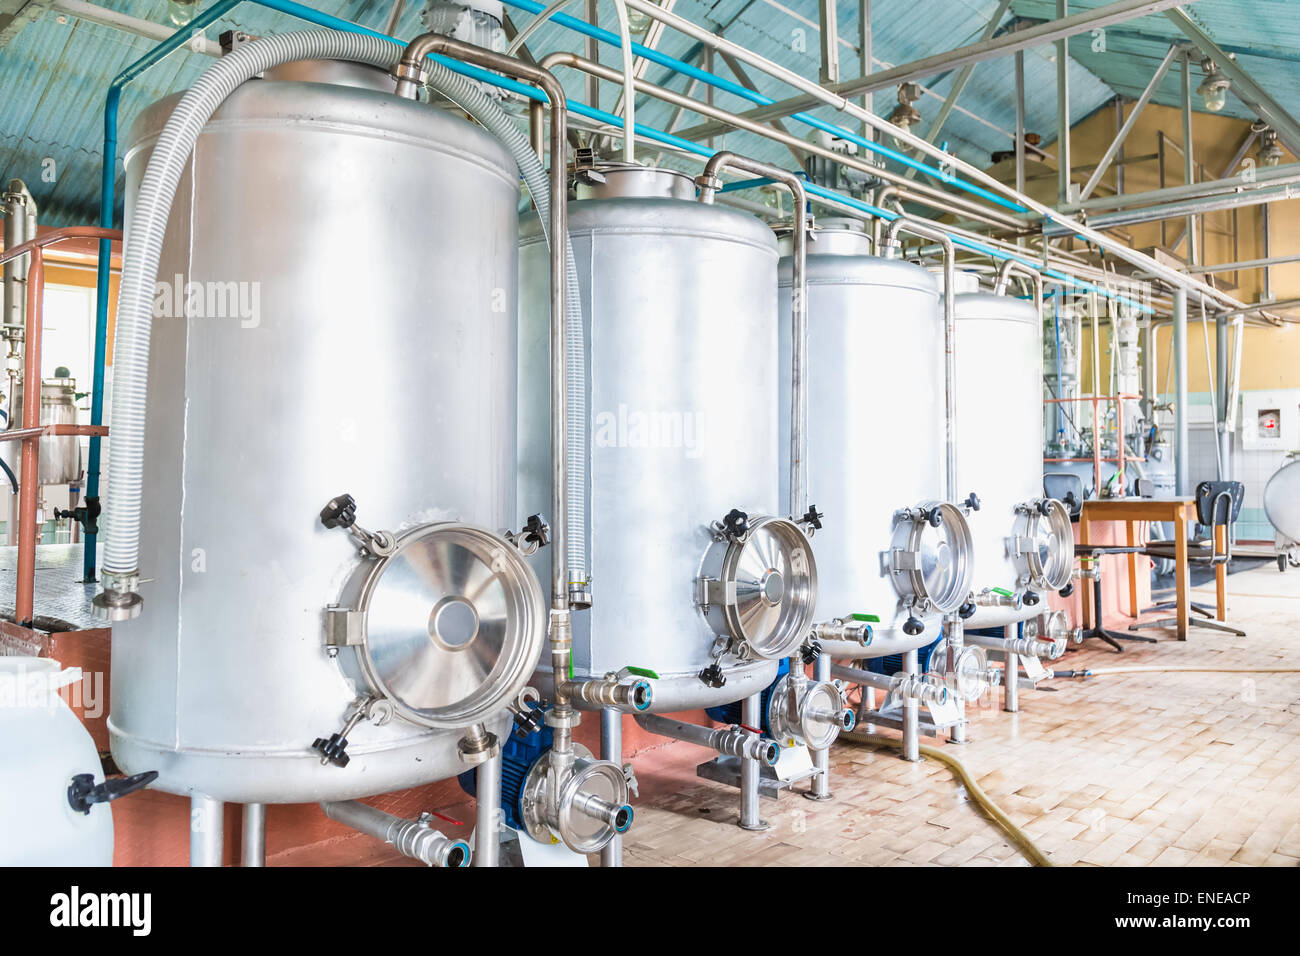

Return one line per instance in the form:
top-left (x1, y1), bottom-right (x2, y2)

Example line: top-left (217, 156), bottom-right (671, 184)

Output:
top-left (617, 562), bottom-right (1300, 867)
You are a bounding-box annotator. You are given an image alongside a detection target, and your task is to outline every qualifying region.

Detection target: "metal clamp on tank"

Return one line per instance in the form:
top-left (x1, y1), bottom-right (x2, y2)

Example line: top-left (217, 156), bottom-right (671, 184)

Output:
top-left (887, 501), bottom-right (975, 632)
top-left (1010, 497), bottom-right (1076, 593)
top-left (315, 493), bottom-right (546, 750)
top-left (697, 509), bottom-right (818, 662)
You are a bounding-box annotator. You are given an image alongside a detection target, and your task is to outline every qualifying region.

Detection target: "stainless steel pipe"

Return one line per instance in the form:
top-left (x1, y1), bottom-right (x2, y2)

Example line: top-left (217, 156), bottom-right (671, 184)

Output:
top-left (190, 794), bottom-right (223, 868)
top-left (474, 753), bottom-right (501, 868)
top-left (1002, 623), bottom-right (1018, 713)
top-left (321, 800), bottom-right (470, 867)
top-left (600, 707), bottom-right (623, 868)
top-left (739, 693), bottom-right (769, 830)
top-left (634, 713), bottom-right (779, 765)
top-left (241, 803), bottom-right (265, 867)
top-left (697, 150), bottom-right (809, 519)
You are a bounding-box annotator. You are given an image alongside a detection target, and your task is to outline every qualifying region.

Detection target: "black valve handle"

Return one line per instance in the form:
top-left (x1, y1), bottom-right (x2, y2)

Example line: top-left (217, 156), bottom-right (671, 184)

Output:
top-left (964, 492), bottom-right (981, 512)
top-left (1023, 590), bottom-right (1041, 606)
top-left (902, 616), bottom-right (924, 636)
top-left (958, 601), bottom-right (977, 620)
top-left (1058, 582), bottom-right (1075, 598)
top-left (800, 639), bottom-right (822, 665)
top-left (67, 770), bottom-right (158, 816)
top-left (320, 493), bottom-right (357, 530)
top-left (522, 513), bottom-right (550, 547)
top-left (801, 505), bottom-right (824, 530)
top-left (924, 508), bottom-right (942, 528)
top-left (311, 732), bottom-right (351, 767)
top-left (722, 509), bottom-right (749, 538)
top-left (1037, 499), bottom-right (1053, 517)
top-left (698, 663), bottom-right (727, 688)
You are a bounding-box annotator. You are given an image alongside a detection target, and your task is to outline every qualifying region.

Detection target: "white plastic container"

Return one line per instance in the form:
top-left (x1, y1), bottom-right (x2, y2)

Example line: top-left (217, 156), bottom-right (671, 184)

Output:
top-left (0, 658), bottom-right (113, 865)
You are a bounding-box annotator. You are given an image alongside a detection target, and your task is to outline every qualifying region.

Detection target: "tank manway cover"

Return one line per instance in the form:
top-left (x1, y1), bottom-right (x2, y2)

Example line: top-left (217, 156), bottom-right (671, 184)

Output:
top-left (352, 522), bottom-right (546, 730)
top-left (700, 516), bottom-right (819, 661)
top-left (1264, 459), bottom-right (1300, 541)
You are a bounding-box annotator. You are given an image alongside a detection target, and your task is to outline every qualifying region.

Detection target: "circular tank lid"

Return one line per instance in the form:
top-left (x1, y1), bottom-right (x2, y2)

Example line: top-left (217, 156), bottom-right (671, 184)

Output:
top-left (1014, 498), bottom-right (1075, 591)
top-left (573, 162), bottom-right (696, 201)
top-left (353, 522), bottom-right (546, 730)
top-left (927, 266), bottom-right (983, 295)
top-left (954, 288), bottom-right (1041, 324)
top-left (715, 516), bottom-right (818, 661)
top-left (777, 217), bottom-right (873, 257)
top-left (1264, 458), bottom-right (1300, 540)
top-left (890, 502), bottom-right (975, 615)
top-left (263, 59), bottom-right (397, 92)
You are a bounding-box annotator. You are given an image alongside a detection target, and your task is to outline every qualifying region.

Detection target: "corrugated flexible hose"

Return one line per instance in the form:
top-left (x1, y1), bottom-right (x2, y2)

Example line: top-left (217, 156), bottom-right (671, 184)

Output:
top-left (104, 29), bottom-right (588, 592)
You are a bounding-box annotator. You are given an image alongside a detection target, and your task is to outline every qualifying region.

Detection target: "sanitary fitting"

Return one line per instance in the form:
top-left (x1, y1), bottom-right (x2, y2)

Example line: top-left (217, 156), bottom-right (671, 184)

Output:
top-left (812, 617), bottom-right (873, 646)
top-left (91, 570), bottom-right (144, 621)
top-left (321, 801), bottom-right (470, 868)
top-left (570, 675), bottom-right (653, 712)
top-left (976, 587), bottom-right (1022, 610)
top-left (457, 722), bottom-right (501, 766)
top-left (634, 713), bottom-right (779, 766)
top-left (892, 673), bottom-right (950, 706)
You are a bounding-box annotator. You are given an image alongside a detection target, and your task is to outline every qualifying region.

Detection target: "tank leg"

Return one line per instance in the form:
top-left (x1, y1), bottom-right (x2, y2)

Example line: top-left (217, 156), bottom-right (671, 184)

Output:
top-left (901, 648), bottom-right (920, 762)
top-left (600, 706), bottom-right (623, 867)
top-left (739, 693), bottom-right (770, 831)
top-left (1003, 623), bottom-right (1019, 713)
top-left (947, 619), bottom-right (968, 744)
top-left (241, 803), bottom-right (265, 867)
top-left (805, 652), bottom-right (833, 800)
top-left (190, 794), bottom-right (224, 867)
top-left (474, 753), bottom-right (501, 868)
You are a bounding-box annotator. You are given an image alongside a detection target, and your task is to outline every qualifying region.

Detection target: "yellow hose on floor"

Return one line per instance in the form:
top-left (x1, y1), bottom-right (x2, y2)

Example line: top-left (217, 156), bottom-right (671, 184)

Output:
top-left (1058, 666), bottom-right (1300, 677)
top-left (841, 733), bottom-right (1054, 867)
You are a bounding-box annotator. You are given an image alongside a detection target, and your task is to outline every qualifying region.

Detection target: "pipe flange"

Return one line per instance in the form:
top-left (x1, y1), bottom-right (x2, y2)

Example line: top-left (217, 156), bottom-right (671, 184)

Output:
top-left (92, 571), bottom-right (144, 621)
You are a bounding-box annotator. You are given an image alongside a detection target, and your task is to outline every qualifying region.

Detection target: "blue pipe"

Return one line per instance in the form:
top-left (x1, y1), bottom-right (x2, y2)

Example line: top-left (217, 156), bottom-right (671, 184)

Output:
top-left (498, 0), bottom-right (1026, 213)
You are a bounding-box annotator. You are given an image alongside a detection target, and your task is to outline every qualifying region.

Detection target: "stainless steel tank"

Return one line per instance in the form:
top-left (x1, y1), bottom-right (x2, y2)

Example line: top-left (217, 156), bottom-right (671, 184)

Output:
top-left (955, 274), bottom-right (1072, 627)
top-left (778, 222), bottom-right (971, 655)
top-left (519, 164), bottom-right (812, 708)
top-left (110, 61), bottom-right (529, 804)
top-left (1264, 457), bottom-right (1300, 549)
top-left (5, 374), bottom-right (82, 486)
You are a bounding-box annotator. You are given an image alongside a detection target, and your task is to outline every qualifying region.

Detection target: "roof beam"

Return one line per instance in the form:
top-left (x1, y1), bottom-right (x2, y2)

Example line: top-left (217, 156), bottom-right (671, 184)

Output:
top-left (0, 0), bottom-right (50, 49)
top-left (1165, 7), bottom-right (1300, 158)
top-left (674, 0), bottom-right (1190, 143)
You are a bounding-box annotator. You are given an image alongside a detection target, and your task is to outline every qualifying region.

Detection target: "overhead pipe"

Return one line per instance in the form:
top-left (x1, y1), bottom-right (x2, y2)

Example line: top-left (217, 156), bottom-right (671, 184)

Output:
top-left (592, 0), bottom-right (1266, 317)
top-left (536, 52), bottom-right (1025, 234)
top-left (321, 801), bottom-right (470, 867)
top-left (696, 151), bottom-right (808, 520)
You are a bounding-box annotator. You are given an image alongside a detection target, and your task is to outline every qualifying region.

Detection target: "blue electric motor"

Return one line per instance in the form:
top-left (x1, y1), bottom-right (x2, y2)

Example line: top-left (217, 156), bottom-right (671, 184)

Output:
top-left (458, 704), bottom-right (551, 833)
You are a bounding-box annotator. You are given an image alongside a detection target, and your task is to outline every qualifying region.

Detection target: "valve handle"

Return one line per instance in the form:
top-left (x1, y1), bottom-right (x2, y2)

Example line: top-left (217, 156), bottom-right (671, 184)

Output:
top-left (800, 639), bottom-right (821, 665)
top-left (1037, 499), bottom-right (1053, 517)
top-left (67, 770), bottom-right (158, 816)
top-left (958, 601), bottom-right (977, 620)
top-left (964, 492), bottom-right (981, 513)
top-left (311, 732), bottom-right (351, 767)
top-left (1058, 582), bottom-right (1075, 598)
top-left (522, 513), bottom-right (550, 547)
top-left (800, 504), bottom-right (824, 530)
top-left (722, 509), bottom-right (749, 539)
top-left (925, 508), bottom-right (942, 528)
top-left (1023, 590), bottom-right (1041, 606)
top-left (698, 663), bottom-right (727, 688)
top-left (320, 493), bottom-right (357, 530)
top-left (902, 616), bottom-right (924, 636)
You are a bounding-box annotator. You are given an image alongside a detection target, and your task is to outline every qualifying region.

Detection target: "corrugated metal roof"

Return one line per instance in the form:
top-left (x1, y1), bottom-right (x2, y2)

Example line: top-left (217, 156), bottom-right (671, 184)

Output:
top-left (1, 0), bottom-right (1297, 226)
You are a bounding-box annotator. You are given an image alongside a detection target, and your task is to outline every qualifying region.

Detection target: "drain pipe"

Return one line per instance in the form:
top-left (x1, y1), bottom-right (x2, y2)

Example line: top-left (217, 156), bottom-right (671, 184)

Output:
top-left (322, 801), bottom-right (470, 867)
top-left (882, 215), bottom-right (970, 744)
top-left (635, 713), bottom-right (779, 765)
top-left (696, 150), bottom-right (809, 521)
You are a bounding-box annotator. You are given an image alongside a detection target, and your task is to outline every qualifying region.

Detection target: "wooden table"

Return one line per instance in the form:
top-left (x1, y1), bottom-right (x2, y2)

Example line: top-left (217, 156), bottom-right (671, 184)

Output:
top-left (1078, 497), bottom-right (1219, 641)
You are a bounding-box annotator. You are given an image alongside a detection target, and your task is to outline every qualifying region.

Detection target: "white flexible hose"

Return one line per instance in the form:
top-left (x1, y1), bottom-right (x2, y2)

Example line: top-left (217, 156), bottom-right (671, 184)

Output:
top-left (1060, 666), bottom-right (1300, 677)
top-left (105, 29), bottom-right (589, 591)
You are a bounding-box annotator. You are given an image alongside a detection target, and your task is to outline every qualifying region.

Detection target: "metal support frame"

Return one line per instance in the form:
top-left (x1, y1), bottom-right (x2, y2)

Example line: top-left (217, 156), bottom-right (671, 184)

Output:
top-left (1174, 288), bottom-right (1189, 495)
top-left (241, 803), bottom-right (266, 867)
top-left (858, 0), bottom-right (871, 140)
top-left (1014, 49), bottom-right (1025, 195)
top-left (1079, 43), bottom-right (1180, 202)
top-left (191, 794), bottom-right (224, 867)
top-left (818, 0), bottom-right (839, 85)
top-left (599, 707), bottom-right (623, 867)
top-left (1002, 623), bottom-right (1018, 713)
top-left (1056, 0), bottom-right (1070, 206)
top-left (1181, 48), bottom-right (1197, 267)
top-left (1166, 7), bottom-right (1300, 158)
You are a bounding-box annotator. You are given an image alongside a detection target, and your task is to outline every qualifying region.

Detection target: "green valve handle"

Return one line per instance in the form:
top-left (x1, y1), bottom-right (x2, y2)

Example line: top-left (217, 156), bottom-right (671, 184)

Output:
top-left (624, 666), bottom-right (660, 680)
top-left (992, 587), bottom-right (1015, 598)
top-left (851, 613), bottom-right (880, 623)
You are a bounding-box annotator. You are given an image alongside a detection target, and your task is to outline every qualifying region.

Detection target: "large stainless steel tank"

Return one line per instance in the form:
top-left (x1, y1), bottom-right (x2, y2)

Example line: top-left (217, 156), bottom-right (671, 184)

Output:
top-left (519, 164), bottom-right (809, 708)
top-left (778, 222), bottom-right (970, 655)
top-left (4, 375), bottom-right (82, 486)
top-left (110, 61), bottom-right (527, 803)
top-left (955, 274), bottom-right (1072, 627)
top-left (1264, 458), bottom-right (1300, 547)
